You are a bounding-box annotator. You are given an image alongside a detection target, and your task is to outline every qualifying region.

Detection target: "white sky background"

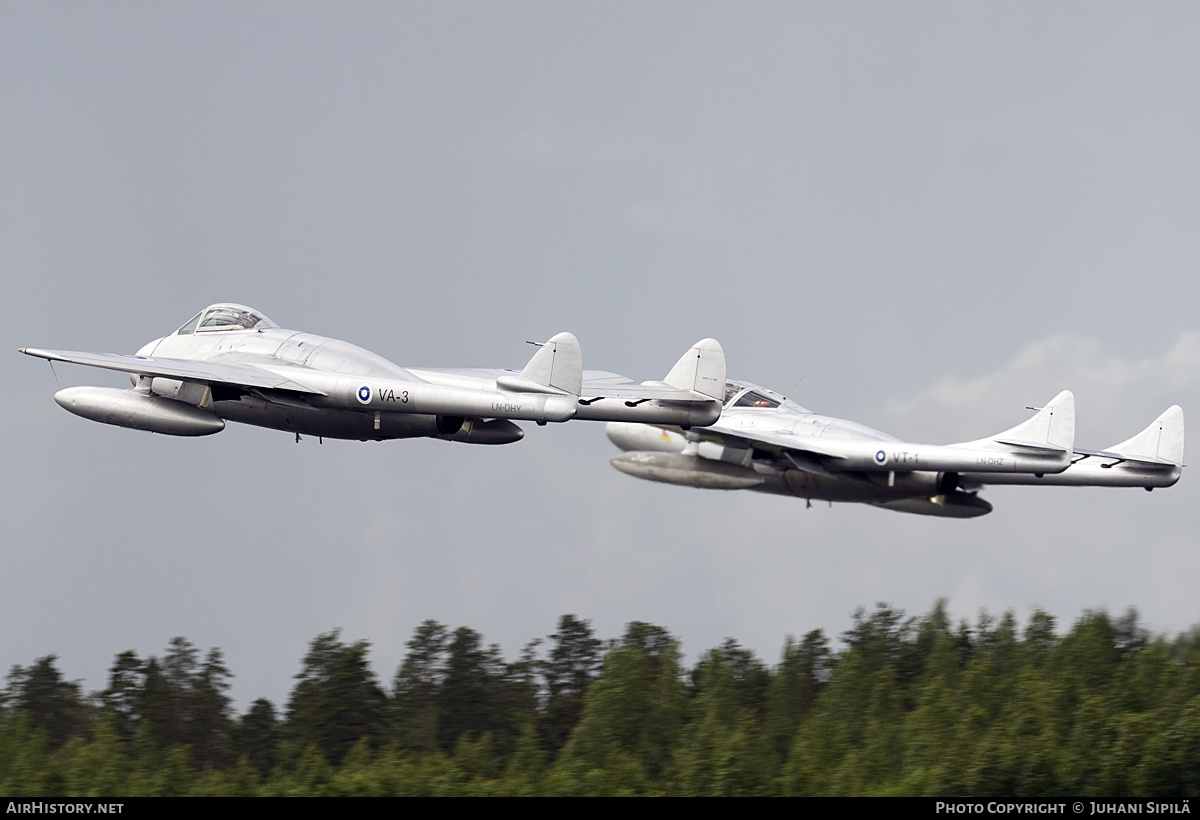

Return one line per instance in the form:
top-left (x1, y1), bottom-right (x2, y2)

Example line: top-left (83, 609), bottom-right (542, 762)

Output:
top-left (2, 2), bottom-right (1199, 709)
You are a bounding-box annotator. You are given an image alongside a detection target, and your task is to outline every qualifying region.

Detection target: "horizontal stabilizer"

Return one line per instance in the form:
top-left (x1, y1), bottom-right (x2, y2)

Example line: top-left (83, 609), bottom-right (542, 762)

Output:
top-left (1103, 405), bottom-right (1184, 466)
top-left (964, 390), bottom-right (1075, 452)
top-left (662, 338), bottom-right (725, 400)
top-left (515, 332), bottom-right (582, 395)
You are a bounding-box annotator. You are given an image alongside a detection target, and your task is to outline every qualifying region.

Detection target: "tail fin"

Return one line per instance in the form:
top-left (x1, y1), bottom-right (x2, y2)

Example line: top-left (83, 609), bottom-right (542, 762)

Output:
top-left (1107, 405), bottom-right (1184, 465)
top-left (963, 390), bottom-right (1075, 452)
top-left (662, 338), bottom-right (725, 400)
top-left (513, 331), bottom-right (582, 395)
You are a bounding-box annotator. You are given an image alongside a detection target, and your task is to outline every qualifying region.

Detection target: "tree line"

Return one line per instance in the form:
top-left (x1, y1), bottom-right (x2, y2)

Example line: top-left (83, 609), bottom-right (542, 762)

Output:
top-left (2, 603), bottom-right (1199, 796)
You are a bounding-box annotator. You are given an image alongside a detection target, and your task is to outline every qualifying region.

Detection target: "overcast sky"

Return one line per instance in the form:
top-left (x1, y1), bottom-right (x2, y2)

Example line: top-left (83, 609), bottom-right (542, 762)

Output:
top-left (3, 2), bottom-right (1199, 709)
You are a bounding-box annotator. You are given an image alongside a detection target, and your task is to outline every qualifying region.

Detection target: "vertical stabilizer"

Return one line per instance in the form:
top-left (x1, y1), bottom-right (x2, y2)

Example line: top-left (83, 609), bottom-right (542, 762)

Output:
top-left (519, 332), bottom-right (582, 395)
top-left (1107, 405), bottom-right (1184, 465)
top-left (662, 338), bottom-right (725, 400)
top-left (963, 390), bottom-right (1075, 452)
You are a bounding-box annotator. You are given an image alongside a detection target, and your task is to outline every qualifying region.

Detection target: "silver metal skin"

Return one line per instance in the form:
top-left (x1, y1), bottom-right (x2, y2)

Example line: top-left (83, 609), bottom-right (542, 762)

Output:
top-left (54, 386), bottom-right (226, 436)
top-left (21, 303), bottom-right (726, 444)
top-left (607, 379), bottom-right (1184, 518)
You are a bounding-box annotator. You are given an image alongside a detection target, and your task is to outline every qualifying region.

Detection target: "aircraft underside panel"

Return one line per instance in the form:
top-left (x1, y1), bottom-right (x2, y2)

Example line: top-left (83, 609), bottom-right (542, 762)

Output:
top-left (761, 471), bottom-right (992, 516)
top-left (212, 396), bottom-right (523, 444)
top-left (214, 396), bottom-right (437, 440)
top-left (777, 467), bottom-right (943, 503)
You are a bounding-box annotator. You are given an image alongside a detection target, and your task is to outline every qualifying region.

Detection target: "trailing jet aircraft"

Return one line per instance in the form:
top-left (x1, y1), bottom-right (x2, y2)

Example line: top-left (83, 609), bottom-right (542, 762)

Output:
top-left (607, 379), bottom-right (1184, 518)
top-left (21, 303), bottom-right (725, 444)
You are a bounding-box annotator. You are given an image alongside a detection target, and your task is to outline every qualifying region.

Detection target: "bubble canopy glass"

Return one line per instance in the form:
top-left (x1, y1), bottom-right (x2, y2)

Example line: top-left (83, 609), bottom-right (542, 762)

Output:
top-left (176, 304), bottom-right (278, 335)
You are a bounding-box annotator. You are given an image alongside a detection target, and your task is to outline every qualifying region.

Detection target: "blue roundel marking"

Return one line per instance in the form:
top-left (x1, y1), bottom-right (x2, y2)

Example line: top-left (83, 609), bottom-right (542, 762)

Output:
top-left (875, 449), bottom-right (887, 464)
top-left (356, 384), bottom-right (371, 404)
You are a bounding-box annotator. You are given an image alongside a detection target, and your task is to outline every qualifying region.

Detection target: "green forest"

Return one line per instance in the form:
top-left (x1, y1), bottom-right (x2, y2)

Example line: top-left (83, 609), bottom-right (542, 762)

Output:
top-left (3, 602), bottom-right (1199, 796)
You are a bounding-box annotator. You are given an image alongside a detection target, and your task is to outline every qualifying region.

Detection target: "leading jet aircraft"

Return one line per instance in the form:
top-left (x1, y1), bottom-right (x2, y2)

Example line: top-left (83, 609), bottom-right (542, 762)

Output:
top-left (21, 303), bottom-right (726, 444)
top-left (606, 379), bottom-right (1184, 518)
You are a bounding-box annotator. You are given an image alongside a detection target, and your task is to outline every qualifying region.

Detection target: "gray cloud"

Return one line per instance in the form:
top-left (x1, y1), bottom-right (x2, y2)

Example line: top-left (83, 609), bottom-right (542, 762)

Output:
top-left (3, 2), bottom-right (1197, 708)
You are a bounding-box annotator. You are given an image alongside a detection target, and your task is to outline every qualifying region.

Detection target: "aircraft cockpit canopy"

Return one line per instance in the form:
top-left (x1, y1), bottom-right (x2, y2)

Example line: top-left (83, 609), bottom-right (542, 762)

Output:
top-left (736, 389), bottom-right (781, 409)
top-left (723, 380), bottom-right (809, 413)
top-left (176, 304), bottom-right (279, 335)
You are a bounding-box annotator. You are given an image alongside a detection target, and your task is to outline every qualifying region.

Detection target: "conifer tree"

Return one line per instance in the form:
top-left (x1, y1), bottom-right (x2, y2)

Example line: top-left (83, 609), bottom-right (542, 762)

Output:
top-left (538, 615), bottom-right (601, 754)
top-left (392, 620), bottom-right (448, 754)
top-left (4, 656), bottom-right (86, 751)
top-left (286, 630), bottom-right (388, 765)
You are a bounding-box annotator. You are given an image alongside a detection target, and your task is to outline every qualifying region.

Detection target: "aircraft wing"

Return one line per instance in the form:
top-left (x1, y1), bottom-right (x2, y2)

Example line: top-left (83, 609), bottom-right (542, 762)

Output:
top-left (691, 421), bottom-right (851, 460)
top-left (684, 421), bottom-right (870, 479)
top-left (18, 348), bottom-right (326, 394)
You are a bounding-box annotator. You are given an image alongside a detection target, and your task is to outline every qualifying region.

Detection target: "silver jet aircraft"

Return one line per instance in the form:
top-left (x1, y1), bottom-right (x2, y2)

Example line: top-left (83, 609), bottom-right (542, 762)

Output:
top-left (21, 303), bottom-right (726, 444)
top-left (607, 379), bottom-right (1184, 518)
